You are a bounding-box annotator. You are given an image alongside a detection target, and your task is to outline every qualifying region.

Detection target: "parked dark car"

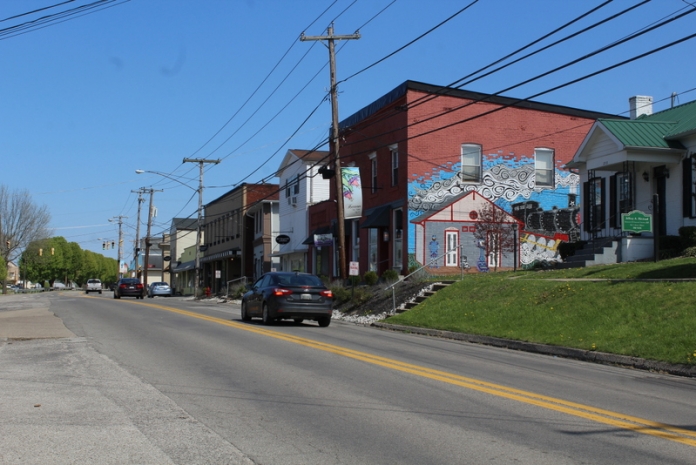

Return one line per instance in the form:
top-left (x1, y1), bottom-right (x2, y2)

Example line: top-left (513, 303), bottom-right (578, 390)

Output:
top-left (147, 282), bottom-right (172, 298)
top-left (114, 278), bottom-right (145, 299)
top-left (241, 272), bottom-right (333, 327)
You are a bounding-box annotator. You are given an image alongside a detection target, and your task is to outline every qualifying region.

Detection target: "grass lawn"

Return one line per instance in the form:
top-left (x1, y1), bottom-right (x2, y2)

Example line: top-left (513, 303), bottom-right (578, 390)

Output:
top-left (385, 258), bottom-right (696, 365)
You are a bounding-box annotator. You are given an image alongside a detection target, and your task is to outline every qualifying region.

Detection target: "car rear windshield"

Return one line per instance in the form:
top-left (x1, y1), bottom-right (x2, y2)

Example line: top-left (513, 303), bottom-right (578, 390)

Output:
top-left (279, 274), bottom-right (323, 287)
top-left (121, 279), bottom-right (139, 284)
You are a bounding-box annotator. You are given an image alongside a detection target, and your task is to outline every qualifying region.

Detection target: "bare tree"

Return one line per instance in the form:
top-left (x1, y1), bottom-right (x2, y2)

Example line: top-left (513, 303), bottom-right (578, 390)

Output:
top-left (0, 185), bottom-right (52, 290)
top-left (473, 201), bottom-right (518, 271)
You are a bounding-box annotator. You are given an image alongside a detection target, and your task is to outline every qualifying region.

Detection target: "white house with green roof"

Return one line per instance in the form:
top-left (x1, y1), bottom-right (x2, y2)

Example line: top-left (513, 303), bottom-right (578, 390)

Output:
top-left (569, 95), bottom-right (696, 262)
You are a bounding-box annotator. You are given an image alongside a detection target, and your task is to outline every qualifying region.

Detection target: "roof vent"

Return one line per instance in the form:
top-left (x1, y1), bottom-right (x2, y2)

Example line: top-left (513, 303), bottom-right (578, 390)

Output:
top-left (629, 95), bottom-right (653, 119)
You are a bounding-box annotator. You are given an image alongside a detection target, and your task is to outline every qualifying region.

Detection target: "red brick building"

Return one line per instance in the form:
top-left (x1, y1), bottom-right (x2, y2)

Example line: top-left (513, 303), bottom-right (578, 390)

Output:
top-left (306, 80), bottom-right (617, 278)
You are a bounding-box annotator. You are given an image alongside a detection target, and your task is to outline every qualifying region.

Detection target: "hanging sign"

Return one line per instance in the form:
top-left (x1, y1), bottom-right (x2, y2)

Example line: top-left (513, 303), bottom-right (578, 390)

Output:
top-left (314, 233), bottom-right (333, 247)
top-left (276, 234), bottom-right (291, 244)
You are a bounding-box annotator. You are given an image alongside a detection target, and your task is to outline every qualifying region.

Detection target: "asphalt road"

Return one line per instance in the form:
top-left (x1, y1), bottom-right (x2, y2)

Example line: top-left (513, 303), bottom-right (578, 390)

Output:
top-left (2, 291), bottom-right (696, 464)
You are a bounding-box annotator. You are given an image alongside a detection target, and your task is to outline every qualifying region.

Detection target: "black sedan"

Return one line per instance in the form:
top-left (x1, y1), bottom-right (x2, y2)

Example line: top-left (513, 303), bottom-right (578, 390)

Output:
top-left (241, 272), bottom-right (333, 326)
top-left (113, 278), bottom-right (145, 299)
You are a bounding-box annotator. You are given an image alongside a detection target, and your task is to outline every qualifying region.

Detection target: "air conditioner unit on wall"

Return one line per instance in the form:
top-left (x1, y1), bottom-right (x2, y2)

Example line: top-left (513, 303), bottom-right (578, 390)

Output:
top-left (291, 196), bottom-right (298, 206)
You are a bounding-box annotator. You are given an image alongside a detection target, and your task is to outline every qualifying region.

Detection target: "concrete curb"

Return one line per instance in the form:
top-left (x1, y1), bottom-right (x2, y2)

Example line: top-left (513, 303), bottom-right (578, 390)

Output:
top-left (371, 322), bottom-right (696, 378)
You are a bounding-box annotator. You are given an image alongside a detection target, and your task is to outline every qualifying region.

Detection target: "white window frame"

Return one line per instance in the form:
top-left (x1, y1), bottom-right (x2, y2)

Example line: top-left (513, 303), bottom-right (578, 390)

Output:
top-left (390, 145), bottom-right (398, 187)
top-left (392, 209), bottom-right (403, 271)
top-left (461, 144), bottom-right (482, 182)
top-left (535, 148), bottom-right (555, 187)
top-left (369, 152), bottom-right (377, 194)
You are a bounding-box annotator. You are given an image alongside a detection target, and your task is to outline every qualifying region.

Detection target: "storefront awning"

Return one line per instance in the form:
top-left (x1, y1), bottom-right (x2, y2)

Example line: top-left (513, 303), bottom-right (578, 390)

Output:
top-left (171, 260), bottom-right (195, 273)
top-left (361, 205), bottom-right (391, 228)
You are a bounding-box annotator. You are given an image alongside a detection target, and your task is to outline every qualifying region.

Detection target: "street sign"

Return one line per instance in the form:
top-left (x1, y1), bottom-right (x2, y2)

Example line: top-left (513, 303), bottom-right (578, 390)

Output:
top-left (622, 210), bottom-right (652, 233)
top-left (276, 234), bottom-right (291, 244)
top-left (349, 261), bottom-right (359, 276)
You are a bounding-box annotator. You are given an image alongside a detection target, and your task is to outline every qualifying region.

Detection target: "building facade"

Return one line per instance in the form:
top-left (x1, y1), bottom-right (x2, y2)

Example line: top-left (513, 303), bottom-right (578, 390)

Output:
top-left (306, 80), bottom-right (618, 277)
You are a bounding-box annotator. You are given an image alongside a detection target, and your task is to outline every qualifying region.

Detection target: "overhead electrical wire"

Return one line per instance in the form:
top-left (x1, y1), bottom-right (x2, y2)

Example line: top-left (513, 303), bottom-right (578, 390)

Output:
top-left (0, 0), bottom-right (130, 40)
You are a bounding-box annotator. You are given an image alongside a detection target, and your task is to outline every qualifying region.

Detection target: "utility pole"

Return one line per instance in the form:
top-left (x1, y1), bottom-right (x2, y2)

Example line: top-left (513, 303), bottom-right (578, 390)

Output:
top-left (183, 157), bottom-right (221, 298)
top-left (142, 188), bottom-right (162, 288)
top-left (301, 23), bottom-right (360, 280)
top-left (109, 216), bottom-right (128, 278)
top-left (132, 189), bottom-right (146, 279)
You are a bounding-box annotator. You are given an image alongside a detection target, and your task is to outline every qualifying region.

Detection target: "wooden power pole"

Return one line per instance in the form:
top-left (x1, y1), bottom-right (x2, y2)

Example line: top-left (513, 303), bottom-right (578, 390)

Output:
top-left (301, 23), bottom-right (360, 280)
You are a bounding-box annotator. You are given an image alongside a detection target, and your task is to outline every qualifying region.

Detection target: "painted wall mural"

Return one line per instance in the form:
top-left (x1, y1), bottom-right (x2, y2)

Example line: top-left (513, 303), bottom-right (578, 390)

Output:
top-left (407, 153), bottom-right (580, 269)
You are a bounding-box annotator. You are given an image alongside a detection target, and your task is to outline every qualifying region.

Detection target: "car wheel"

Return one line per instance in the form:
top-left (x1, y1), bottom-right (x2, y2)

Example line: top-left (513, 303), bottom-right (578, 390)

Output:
top-left (98, 290), bottom-right (102, 294)
top-left (262, 303), bottom-right (273, 325)
top-left (241, 302), bottom-right (251, 322)
top-left (293, 318), bottom-right (304, 324)
top-left (318, 317), bottom-right (331, 328)
top-left (85, 290), bottom-right (88, 294)
top-left (114, 293), bottom-right (120, 299)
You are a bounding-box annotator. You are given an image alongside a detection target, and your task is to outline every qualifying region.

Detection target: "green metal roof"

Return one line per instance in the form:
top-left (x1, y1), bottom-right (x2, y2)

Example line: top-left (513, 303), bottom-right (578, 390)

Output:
top-left (599, 99), bottom-right (696, 149)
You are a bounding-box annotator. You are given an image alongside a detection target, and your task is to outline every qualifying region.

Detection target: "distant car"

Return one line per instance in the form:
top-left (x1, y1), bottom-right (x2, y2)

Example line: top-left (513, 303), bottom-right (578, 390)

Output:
top-left (85, 278), bottom-right (102, 294)
top-left (113, 278), bottom-right (144, 299)
top-left (241, 272), bottom-right (333, 327)
top-left (147, 282), bottom-right (172, 298)
top-left (52, 282), bottom-right (66, 290)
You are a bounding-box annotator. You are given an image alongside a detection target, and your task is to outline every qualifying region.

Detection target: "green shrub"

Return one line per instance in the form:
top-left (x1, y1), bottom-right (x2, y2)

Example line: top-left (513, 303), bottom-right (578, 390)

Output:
top-left (659, 235), bottom-right (682, 258)
top-left (228, 284), bottom-right (247, 299)
top-left (558, 241), bottom-right (585, 259)
top-left (679, 226), bottom-right (696, 250)
top-left (683, 246), bottom-right (696, 258)
top-left (330, 285), bottom-right (352, 305)
top-left (381, 269), bottom-right (399, 283)
top-left (363, 270), bottom-right (378, 286)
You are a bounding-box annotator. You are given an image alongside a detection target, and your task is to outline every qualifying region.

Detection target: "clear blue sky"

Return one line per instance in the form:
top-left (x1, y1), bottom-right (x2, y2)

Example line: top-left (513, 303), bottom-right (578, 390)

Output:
top-left (2, 0), bottom-right (695, 260)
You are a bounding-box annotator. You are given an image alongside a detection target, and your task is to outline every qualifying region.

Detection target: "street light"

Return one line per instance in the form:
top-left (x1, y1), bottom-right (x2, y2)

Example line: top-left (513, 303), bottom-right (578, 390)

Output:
top-left (136, 163), bottom-right (218, 299)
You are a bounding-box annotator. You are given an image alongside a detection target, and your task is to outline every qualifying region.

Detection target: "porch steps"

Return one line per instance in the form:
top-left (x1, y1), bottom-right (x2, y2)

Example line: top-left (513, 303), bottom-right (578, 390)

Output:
top-left (396, 281), bottom-right (456, 313)
top-left (558, 239), bottom-right (619, 269)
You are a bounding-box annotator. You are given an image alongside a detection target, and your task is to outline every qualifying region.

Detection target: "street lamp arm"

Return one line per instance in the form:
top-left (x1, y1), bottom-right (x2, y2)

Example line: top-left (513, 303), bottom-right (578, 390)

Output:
top-left (135, 169), bottom-right (197, 191)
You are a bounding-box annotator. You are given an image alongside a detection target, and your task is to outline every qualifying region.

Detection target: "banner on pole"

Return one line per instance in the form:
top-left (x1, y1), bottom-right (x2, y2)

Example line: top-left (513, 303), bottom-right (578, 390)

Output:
top-left (341, 167), bottom-right (363, 219)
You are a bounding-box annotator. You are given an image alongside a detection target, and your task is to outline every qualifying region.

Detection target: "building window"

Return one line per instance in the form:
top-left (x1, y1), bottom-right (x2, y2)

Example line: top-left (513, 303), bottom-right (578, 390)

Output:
top-left (390, 145), bottom-right (398, 186)
top-left (583, 176), bottom-right (606, 232)
top-left (683, 155), bottom-right (696, 218)
top-left (369, 152), bottom-right (377, 193)
top-left (285, 179), bottom-right (290, 198)
top-left (294, 174), bottom-right (300, 195)
top-left (461, 144), bottom-right (481, 182)
top-left (393, 209), bottom-right (403, 271)
top-left (610, 172), bottom-right (633, 228)
top-left (535, 148), bottom-right (554, 187)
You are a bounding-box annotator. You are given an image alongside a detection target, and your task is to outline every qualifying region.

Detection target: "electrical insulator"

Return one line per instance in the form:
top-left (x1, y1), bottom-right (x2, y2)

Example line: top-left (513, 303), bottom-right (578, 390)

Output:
top-left (102, 242), bottom-right (106, 250)
top-left (112, 241), bottom-right (115, 249)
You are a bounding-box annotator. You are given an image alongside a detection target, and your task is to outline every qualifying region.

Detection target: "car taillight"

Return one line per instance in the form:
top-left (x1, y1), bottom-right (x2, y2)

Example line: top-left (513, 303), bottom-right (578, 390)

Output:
top-left (320, 289), bottom-right (333, 298)
top-left (272, 288), bottom-right (292, 296)
top-left (136, 284), bottom-right (143, 289)
top-left (119, 284), bottom-right (127, 289)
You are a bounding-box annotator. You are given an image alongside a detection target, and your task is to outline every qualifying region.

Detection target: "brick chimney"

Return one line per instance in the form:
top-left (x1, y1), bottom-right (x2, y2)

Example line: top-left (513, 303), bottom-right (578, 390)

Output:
top-left (629, 95), bottom-right (653, 119)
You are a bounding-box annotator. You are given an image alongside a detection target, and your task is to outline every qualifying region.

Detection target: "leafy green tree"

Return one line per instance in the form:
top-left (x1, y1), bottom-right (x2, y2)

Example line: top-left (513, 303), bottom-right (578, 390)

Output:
top-left (0, 255), bottom-right (6, 282)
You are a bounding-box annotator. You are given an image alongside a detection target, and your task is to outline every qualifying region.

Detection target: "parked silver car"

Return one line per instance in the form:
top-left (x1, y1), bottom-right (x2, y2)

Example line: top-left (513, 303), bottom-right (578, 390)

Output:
top-left (147, 282), bottom-right (173, 298)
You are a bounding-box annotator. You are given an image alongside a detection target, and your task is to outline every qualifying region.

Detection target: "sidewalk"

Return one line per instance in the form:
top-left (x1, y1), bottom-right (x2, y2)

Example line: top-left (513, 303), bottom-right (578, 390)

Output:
top-left (0, 293), bottom-right (252, 465)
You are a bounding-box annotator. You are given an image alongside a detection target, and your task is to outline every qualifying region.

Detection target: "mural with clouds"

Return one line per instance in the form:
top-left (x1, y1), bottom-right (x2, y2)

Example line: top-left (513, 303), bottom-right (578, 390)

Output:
top-left (408, 153), bottom-right (580, 269)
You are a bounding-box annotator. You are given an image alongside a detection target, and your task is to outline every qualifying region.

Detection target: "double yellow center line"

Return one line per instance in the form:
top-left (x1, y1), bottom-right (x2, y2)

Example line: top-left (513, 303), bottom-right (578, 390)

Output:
top-left (118, 298), bottom-right (696, 448)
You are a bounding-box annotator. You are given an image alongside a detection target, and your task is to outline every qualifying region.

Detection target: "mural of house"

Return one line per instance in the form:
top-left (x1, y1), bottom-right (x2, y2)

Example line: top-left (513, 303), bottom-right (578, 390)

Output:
top-left (411, 191), bottom-right (522, 272)
top-left (273, 149), bottom-right (331, 273)
top-left (568, 95), bottom-right (696, 262)
top-left (305, 80), bottom-right (618, 277)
